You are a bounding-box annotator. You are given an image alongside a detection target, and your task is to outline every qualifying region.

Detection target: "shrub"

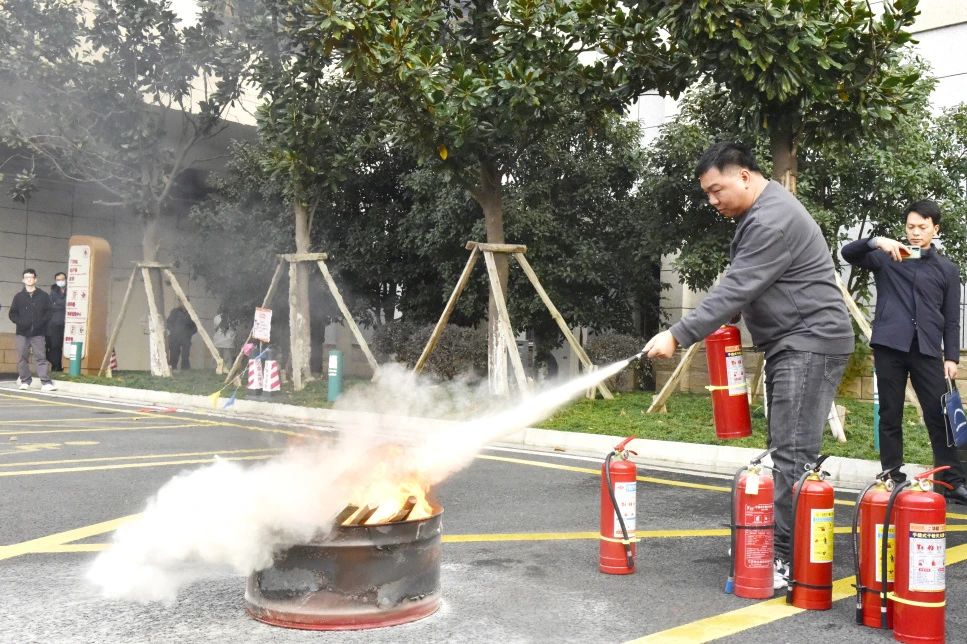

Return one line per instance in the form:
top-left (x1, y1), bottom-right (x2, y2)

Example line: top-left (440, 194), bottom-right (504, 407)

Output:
top-left (584, 332), bottom-right (649, 392)
top-left (371, 320), bottom-right (487, 381)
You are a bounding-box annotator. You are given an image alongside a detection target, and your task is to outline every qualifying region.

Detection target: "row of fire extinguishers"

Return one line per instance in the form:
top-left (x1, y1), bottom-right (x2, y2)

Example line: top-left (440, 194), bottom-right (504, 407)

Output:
top-left (599, 440), bottom-right (951, 644)
top-left (599, 325), bottom-right (950, 644)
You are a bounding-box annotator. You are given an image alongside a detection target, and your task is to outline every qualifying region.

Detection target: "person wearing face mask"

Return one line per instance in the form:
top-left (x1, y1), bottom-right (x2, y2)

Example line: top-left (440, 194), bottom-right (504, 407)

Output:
top-left (842, 199), bottom-right (967, 505)
top-left (47, 271), bottom-right (67, 371)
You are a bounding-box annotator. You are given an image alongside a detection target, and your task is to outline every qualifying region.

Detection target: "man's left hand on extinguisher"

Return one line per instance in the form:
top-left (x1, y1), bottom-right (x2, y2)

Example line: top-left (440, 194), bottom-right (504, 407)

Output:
top-left (945, 360), bottom-right (958, 380)
top-left (643, 330), bottom-right (679, 359)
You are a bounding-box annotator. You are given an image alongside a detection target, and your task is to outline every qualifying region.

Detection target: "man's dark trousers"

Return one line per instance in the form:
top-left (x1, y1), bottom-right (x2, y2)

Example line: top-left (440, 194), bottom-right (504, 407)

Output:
top-left (874, 342), bottom-right (967, 486)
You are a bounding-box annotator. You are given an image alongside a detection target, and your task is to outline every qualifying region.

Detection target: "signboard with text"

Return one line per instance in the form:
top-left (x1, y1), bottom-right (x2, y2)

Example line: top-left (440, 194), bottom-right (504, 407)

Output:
top-left (63, 245), bottom-right (92, 360)
top-left (252, 307), bottom-right (272, 343)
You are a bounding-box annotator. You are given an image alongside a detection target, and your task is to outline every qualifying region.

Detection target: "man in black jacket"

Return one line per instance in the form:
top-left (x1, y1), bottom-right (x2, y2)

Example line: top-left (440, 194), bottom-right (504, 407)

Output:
top-left (8, 268), bottom-right (56, 391)
top-left (166, 305), bottom-right (196, 371)
top-left (842, 199), bottom-right (967, 504)
top-left (47, 271), bottom-right (67, 371)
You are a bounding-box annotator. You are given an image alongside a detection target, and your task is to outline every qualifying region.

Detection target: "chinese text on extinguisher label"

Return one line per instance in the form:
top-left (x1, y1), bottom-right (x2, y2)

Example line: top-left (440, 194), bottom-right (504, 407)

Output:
top-left (908, 523), bottom-right (945, 592)
top-left (612, 481), bottom-right (636, 534)
top-left (742, 501), bottom-right (774, 569)
top-left (724, 344), bottom-right (746, 396)
top-left (810, 508), bottom-right (834, 563)
top-left (874, 523), bottom-right (896, 582)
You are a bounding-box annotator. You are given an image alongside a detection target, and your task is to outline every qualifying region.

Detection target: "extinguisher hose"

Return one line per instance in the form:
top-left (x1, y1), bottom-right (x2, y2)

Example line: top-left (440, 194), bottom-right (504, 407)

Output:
top-left (880, 481), bottom-right (910, 629)
top-left (851, 481), bottom-right (877, 624)
top-left (785, 469), bottom-right (812, 604)
top-left (604, 451), bottom-right (634, 570)
top-left (725, 465), bottom-right (744, 593)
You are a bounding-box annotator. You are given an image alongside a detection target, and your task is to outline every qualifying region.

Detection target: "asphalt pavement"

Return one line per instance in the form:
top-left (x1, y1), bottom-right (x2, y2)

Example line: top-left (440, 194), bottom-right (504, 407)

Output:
top-left (0, 384), bottom-right (965, 643)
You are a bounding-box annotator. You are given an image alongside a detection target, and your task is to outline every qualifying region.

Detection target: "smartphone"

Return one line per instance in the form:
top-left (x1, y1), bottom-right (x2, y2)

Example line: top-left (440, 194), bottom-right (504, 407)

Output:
top-left (899, 245), bottom-right (921, 260)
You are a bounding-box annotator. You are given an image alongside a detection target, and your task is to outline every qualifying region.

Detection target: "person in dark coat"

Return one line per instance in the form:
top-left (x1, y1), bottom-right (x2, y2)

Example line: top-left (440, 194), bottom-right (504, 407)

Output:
top-left (842, 199), bottom-right (967, 505)
top-left (8, 268), bottom-right (55, 390)
top-left (46, 271), bottom-right (67, 371)
top-left (166, 305), bottom-right (197, 371)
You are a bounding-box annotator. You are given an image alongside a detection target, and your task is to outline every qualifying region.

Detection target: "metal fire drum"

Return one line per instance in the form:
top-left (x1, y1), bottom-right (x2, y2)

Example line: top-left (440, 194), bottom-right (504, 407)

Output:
top-left (245, 508), bottom-right (443, 630)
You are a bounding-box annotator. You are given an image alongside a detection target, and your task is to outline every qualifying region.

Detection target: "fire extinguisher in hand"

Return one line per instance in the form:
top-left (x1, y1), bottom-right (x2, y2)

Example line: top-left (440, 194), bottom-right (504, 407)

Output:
top-left (788, 455), bottom-right (835, 610)
top-left (851, 465), bottom-right (902, 629)
top-left (726, 447), bottom-right (776, 599)
top-left (599, 437), bottom-right (638, 575)
top-left (889, 465), bottom-right (951, 644)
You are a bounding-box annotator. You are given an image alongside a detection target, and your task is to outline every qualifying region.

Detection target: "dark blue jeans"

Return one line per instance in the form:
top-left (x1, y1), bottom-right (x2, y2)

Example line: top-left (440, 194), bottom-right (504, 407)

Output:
top-left (765, 350), bottom-right (849, 561)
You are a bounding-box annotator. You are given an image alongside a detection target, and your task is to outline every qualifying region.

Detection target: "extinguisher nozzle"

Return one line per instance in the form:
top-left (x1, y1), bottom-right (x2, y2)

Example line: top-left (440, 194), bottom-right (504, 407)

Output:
top-left (724, 577), bottom-right (734, 594)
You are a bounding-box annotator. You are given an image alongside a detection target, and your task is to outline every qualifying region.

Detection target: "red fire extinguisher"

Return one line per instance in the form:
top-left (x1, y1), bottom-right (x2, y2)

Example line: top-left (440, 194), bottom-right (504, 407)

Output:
top-left (851, 466), bottom-right (901, 629)
top-left (889, 465), bottom-right (951, 644)
top-left (599, 437), bottom-right (638, 575)
top-left (726, 447), bottom-right (775, 599)
top-left (705, 325), bottom-right (752, 439)
top-left (787, 455), bottom-right (834, 610)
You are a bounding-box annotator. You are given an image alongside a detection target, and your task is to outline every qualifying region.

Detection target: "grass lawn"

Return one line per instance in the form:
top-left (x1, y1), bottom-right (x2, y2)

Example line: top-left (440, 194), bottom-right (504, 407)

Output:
top-left (63, 371), bottom-right (932, 465)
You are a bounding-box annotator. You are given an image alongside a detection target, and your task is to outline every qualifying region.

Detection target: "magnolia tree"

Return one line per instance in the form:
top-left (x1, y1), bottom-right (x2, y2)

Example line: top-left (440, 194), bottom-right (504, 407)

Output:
top-left (0, 0), bottom-right (246, 375)
top-left (277, 0), bottom-right (686, 392)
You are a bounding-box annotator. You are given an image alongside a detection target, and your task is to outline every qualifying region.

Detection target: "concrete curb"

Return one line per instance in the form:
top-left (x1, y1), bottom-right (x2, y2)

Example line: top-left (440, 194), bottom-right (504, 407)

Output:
top-left (44, 380), bottom-right (921, 490)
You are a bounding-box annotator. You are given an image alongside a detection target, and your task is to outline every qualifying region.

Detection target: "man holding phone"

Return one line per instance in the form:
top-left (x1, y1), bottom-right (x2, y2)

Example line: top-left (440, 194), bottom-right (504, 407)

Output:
top-left (842, 199), bottom-right (967, 503)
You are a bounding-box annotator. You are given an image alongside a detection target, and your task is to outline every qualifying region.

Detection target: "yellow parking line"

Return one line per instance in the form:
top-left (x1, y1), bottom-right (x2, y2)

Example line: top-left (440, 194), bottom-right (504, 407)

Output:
top-left (627, 541), bottom-right (967, 643)
top-left (0, 447), bottom-right (283, 468)
top-left (477, 454), bottom-right (731, 493)
top-left (0, 454), bottom-right (273, 477)
top-left (0, 423), bottom-right (207, 436)
top-left (0, 416), bottom-right (150, 425)
top-left (0, 515), bottom-right (139, 561)
top-left (0, 392), bottom-right (163, 417)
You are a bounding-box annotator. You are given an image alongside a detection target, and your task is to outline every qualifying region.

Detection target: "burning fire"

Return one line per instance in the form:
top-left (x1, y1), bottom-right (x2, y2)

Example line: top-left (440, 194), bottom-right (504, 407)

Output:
top-left (338, 475), bottom-right (435, 526)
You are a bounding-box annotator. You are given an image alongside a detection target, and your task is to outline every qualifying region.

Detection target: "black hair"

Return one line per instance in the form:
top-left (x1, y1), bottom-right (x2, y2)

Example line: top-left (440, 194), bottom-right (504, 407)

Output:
top-left (903, 199), bottom-right (941, 227)
top-left (695, 141), bottom-right (761, 177)
top-left (54, 272), bottom-right (66, 279)
top-left (23, 268), bottom-right (36, 277)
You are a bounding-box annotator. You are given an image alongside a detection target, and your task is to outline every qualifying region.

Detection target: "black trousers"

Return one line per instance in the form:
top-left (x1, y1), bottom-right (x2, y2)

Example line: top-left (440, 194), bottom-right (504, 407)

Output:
top-left (168, 336), bottom-right (191, 370)
top-left (874, 344), bottom-right (967, 486)
top-left (46, 323), bottom-right (65, 371)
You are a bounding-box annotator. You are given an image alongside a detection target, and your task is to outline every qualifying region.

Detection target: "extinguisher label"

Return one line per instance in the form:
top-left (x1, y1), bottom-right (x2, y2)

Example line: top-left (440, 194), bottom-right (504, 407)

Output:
top-left (874, 523), bottom-right (896, 583)
top-left (613, 481), bottom-right (636, 534)
top-left (724, 346), bottom-right (746, 396)
top-left (908, 523), bottom-right (945, 592)
top-left (742, 501), bottom-right (774, 569)
top-left (810, 508), bottom-right (834, 563)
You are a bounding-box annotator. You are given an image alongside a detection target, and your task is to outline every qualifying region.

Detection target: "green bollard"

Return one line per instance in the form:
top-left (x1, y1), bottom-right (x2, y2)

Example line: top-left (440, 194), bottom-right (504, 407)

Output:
top-left (69, 341), bottom-right (84, 376)
top-left (327, 350), bottom-right (343, 402)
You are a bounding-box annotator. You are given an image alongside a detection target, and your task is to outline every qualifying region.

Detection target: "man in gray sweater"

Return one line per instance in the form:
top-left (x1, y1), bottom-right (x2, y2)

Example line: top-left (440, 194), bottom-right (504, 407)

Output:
top-left (643, 142), bottom-right (854, 590)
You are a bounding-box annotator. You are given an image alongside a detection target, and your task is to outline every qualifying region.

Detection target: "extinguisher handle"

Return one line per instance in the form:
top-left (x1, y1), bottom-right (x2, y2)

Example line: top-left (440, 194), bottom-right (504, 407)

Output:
top-left (915, 465), bottom-right (951, 480)
top-left (750, 447), bottom-right (776, 466)
top-left (613, 436), bottom-right (636, 453)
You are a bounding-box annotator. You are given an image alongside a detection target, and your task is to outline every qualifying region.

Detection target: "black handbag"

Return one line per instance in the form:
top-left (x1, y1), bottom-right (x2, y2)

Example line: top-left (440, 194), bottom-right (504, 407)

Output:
top-left (942, 378), bottom-right (967, 449)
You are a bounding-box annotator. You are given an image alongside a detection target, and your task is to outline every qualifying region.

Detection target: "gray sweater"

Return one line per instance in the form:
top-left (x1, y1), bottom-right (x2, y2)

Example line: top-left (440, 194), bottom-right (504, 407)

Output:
top-left (670, 181), bottom-right (854, 358)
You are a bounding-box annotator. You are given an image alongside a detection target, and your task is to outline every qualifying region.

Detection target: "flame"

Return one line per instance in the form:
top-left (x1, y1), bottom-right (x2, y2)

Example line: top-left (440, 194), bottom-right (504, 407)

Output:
top-left (342, 473), bottom-right (435, 526)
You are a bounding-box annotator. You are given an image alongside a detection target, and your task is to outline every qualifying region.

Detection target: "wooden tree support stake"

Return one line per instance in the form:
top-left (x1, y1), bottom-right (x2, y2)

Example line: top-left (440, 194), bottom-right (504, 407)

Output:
top-left (414, 242), bottom-right (614, 398)
top-left (99, 264), bottom-right (221, 377)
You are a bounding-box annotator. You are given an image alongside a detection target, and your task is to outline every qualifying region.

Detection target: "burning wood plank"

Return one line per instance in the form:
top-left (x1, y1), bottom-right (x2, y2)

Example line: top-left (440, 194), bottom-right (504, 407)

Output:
top-left (334, 504), bottom-right (359, 525)
top-left (385, 496), bottom-right (417, 523)
top-left (345, 504), bottom-right (378, 526)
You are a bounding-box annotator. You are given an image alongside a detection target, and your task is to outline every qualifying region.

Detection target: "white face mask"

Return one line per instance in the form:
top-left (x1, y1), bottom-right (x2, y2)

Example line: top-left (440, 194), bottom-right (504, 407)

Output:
top-left (56, 280), bottom-right (66, 288)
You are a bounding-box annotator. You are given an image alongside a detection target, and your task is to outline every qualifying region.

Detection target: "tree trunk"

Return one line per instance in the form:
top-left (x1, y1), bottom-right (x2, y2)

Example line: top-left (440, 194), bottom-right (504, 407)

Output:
top-left (142, 215), bottom-right (170, 377)
top-left (289, 200), bottom-right (312, 391)
top-left (471, 159), bottom-right (511, 395)
top-left (769, 120), bottom-right (798, 193)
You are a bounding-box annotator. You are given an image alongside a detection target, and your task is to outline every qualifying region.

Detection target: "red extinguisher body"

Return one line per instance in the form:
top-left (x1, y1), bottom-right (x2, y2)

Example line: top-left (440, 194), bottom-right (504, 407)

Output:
top-left (705, 325), bottom-right (752, 439)
top-left (599, 440), bottom-right (637, 575)
top-left (857, 483), bottom-right (895, 628)
top-left (892, 484), bottom-right (947, 644)
top-left (790, 475), bottom-right (835, 610)
top-left (733, 468), bottom-right (775, 598)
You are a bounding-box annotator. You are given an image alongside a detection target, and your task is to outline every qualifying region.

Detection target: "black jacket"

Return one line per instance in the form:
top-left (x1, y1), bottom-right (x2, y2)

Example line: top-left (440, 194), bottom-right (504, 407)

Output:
top-left (166, 307), bottom-right (197, 339)
top-left (9, 288), bottom-right (52, 337)
top-left (49, 284), bottom-right (66, 326)
top-left (841, 238), bottom-right (960, 362)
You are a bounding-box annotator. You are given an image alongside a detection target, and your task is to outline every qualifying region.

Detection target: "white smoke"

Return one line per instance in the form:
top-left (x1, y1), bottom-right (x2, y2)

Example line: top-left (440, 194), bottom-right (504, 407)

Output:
top-left (86, 360), bottom-right (631, 603)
